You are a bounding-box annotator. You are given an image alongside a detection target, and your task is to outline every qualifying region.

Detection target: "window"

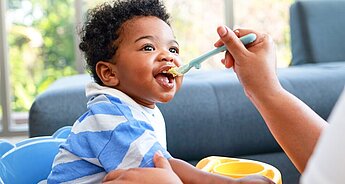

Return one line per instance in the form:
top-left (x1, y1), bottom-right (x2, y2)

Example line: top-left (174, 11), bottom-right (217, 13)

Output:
top-left (166, 0), bottom-right (226, 69)
top-left (1, 0), bottom-right (12, 136)
top-left (234, 0), bottom-right (293, 67)
top-left (0, 91), bottom-right (2, 129)
top-left (1, 0), bottom-right (78, 136)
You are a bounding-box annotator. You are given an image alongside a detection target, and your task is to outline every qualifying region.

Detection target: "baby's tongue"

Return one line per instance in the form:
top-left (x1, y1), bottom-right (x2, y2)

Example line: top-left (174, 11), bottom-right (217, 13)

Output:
top-left (155, 74), bottom-right (172, 88)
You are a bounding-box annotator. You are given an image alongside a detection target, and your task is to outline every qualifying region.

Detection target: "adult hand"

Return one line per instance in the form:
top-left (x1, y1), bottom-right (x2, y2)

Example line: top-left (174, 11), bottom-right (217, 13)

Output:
top-left (102, 151), bottom-right (182, 184)
top-left (236, 175), bottom-right (276, 184)
top-left (214, 26), bottom-right (281, 100)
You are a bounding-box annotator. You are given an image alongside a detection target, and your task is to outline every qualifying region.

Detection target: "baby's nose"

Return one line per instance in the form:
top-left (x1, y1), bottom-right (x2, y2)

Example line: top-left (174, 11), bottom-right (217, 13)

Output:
top-left (162, 55), bottom-right (174, 62)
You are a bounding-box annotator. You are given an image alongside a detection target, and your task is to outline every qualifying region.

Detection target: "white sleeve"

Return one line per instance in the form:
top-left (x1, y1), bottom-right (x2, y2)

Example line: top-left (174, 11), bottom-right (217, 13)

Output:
top-left (301, 89), bottom-right (345, 184)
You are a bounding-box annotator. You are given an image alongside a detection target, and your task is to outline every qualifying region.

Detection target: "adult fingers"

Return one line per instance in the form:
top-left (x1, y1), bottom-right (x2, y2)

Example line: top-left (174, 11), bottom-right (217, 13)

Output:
top-left (234, 28), bottom-right (273, 51)
top-left (224, 51), bottom-right (234, 69)
top-left (217, 26), bottom-right (250, 61)
top-left (102, 169), bottom-right (126, 182)
top-left (233, 28), bottom-right (260, 38)
top-left (216, 28), bottom-right (267, 51)
top-left (153, 151), bottom-right (173, 170)
top-left (214, 39), bottom-right (224, 47)
top-left (238, 175), bottom-right (276, 184)
top-left (214, 29), bottom-right (240, 47)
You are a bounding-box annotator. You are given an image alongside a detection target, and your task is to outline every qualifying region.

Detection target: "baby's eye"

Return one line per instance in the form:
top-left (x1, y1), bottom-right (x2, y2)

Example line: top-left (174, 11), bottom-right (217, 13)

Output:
top-left (142, 45), bottom-right (155, 51)
top-left (169, 47), bottom-right (179, 54)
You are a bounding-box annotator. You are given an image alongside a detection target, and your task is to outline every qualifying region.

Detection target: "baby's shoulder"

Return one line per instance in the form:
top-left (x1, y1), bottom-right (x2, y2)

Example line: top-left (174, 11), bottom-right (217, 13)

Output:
top-left (87, 94), bottom-right (127, 116)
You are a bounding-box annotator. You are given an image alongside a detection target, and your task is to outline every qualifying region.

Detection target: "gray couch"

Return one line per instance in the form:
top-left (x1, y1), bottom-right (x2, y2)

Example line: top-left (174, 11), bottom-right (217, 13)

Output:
top-left (290, 0), bottom-right (345, 65)
top-left (29, 1), bottom-right (345, 184)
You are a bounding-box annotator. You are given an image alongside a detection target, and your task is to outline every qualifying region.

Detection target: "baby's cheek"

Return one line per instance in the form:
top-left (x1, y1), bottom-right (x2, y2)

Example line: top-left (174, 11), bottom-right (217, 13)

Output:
top-left (176, 77), bottom-right (183, 89)
top-left (175, 57), bottom-right (183, 67)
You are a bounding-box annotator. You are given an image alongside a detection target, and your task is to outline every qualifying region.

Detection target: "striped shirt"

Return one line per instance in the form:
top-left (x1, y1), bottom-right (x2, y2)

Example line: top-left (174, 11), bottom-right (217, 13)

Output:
top-left (47, 83), bottom-right (171, 184)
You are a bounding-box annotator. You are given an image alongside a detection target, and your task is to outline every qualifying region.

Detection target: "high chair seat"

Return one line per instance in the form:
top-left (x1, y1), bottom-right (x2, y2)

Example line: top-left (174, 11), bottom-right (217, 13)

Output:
top-left (0, 126), bottom-right (71, 184)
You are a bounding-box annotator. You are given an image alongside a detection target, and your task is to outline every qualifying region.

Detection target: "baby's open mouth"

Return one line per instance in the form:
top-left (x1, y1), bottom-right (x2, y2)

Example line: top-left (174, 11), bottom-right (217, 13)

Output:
top-left (154, 67), bottom-right (175, 89)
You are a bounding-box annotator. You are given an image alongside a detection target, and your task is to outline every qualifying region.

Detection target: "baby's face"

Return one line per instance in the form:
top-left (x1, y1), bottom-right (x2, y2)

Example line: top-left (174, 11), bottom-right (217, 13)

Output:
top-left (112, 16), bottom-right (183, 108)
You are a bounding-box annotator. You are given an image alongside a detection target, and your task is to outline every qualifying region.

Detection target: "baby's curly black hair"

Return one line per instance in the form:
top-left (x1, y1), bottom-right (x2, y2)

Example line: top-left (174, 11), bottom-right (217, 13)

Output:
top-left (79, 0), bottom-right (170, 84)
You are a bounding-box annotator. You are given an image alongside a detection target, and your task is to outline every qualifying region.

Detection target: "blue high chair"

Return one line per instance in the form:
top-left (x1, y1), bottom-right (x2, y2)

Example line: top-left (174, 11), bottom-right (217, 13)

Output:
top-left (0, 126), bottom-right (72, 184)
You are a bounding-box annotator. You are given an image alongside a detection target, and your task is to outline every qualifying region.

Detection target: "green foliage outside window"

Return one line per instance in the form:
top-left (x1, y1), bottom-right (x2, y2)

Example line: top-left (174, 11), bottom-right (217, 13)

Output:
top-left (8, 0), bottom-right (77, 112)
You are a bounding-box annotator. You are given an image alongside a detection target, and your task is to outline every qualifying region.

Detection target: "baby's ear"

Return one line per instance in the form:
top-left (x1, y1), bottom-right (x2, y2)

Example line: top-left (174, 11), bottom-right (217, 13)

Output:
top-left (96, 61), bottom-right (119, 87)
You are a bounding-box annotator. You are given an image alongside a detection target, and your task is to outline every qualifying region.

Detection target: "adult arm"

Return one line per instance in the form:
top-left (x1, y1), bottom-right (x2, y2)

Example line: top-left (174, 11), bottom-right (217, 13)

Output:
top-left (215, 26), bottom-right (327, 172)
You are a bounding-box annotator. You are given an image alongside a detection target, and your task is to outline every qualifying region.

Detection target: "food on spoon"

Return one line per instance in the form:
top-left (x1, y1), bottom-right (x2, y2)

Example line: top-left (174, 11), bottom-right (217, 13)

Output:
top-left (167, 67), bottom-right (183, 77)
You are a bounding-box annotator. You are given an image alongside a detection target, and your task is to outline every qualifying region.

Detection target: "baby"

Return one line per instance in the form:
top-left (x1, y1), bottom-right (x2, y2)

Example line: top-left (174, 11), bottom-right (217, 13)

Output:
top-left (48, 0), bottom-right (273, 184)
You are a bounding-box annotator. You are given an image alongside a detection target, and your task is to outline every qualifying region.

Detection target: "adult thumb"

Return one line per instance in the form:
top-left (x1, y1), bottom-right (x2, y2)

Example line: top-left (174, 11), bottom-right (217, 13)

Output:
top-left (153, 151), bottom-right (173, 170)
top-left (217, 26), bottom-right (249, 61)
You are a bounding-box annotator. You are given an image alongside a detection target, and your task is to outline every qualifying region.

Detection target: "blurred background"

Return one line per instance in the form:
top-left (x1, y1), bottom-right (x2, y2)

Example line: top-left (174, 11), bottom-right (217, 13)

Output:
top-left (0, 0), bottom-right (292, 137)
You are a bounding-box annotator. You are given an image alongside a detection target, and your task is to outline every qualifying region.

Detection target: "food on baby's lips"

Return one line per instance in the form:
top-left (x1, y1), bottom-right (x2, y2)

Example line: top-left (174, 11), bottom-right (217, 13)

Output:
top-left (167, 67), bottom-right (183, 77)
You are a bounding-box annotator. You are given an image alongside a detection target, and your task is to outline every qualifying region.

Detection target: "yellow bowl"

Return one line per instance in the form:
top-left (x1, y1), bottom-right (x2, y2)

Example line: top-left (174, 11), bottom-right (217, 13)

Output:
top-left (196, 156), bottom-right (282, 184)
top-left (213, 161), bottom-right (266, 178)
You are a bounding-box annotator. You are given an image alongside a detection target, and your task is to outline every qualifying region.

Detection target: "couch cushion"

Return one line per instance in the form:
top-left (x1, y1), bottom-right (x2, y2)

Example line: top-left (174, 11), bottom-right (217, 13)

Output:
top-left (290, 0), bottom-right (345, 65)
top-left (29, 74), bottom-right (90, 137)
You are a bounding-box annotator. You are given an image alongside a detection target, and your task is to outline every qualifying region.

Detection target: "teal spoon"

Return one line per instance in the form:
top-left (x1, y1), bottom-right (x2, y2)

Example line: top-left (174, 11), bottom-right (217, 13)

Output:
top-left (168, 33), bottom-right (257, 76)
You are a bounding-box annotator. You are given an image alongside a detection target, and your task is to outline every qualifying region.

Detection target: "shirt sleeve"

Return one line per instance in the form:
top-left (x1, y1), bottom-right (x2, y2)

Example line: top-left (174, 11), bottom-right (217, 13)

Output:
top-left (301, 88), bottom-right (345, 184)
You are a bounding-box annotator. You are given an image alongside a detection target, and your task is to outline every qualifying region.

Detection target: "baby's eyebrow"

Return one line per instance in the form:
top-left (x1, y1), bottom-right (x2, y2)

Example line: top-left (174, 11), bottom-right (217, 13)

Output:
top-left (171, 40), bottom-right (179, 46)
top-left (134, 35), bottom-right (179, 46)
top-left (134, 35), bottom-right (154, 43)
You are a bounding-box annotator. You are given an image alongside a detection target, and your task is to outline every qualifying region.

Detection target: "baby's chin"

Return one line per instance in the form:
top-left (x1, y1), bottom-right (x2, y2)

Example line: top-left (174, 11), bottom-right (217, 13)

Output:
top-left (157, 93), bottom-right (175, 104)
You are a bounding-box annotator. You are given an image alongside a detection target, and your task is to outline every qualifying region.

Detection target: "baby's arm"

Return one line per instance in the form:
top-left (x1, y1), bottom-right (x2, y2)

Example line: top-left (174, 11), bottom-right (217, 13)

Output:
top-left (169, 158), bottom-right (232, 184)
top-left (103, 152), bottom-right (274, 184)
top-left (168, 158), bottom-right (274, 184)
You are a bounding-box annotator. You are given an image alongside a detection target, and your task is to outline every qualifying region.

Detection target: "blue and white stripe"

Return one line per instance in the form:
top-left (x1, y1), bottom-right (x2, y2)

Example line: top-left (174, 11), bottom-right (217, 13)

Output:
top-left (47, 83), bottom-right (171, 184)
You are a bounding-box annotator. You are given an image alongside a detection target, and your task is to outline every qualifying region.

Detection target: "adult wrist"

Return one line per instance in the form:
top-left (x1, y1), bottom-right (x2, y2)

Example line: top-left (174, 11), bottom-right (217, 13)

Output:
top-left (245, 80), bottom-right (285, 106)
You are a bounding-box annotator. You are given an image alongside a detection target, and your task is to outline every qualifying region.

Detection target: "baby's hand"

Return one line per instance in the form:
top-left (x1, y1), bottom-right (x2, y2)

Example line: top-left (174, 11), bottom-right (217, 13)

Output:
top-left (236, 175), bottom-right (276, 184)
